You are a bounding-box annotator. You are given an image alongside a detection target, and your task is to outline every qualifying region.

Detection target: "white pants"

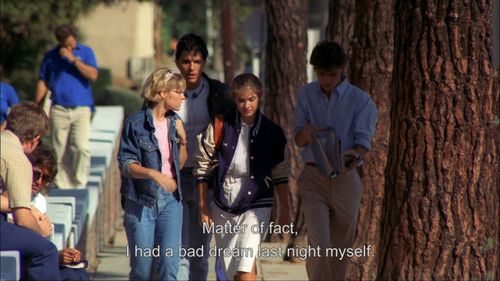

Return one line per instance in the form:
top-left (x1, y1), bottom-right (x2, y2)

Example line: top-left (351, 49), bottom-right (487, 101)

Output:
top-left (212, 205), bottom-right (271, 280)
top-left (50, 105), bottom-right (91, 189)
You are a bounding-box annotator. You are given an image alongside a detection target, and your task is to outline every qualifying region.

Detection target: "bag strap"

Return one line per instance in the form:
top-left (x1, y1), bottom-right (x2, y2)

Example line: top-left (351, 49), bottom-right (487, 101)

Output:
top-left (214, 114), bottom-right (224, 150)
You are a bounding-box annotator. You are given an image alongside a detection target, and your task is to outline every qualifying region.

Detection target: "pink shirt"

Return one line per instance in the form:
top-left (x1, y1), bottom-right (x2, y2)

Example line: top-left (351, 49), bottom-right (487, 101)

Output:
top-left (153, 118), bottom-right (173, 177)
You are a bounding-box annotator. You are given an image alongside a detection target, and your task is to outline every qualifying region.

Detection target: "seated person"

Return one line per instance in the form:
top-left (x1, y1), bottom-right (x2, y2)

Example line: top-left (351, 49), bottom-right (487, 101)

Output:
top-left (0, 102), bottom-right (60, 280)
top-left (29, 142), bottom-right (90, 281)
top-left (3, 142), bottom-right (89, 281)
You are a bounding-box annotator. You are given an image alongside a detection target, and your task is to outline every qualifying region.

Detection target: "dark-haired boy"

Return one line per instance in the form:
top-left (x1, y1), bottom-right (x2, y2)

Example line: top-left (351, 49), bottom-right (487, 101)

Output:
top-left (174, 33), bottom-right (232, 281)
top-left (294, 41), bottom-right (378, 280)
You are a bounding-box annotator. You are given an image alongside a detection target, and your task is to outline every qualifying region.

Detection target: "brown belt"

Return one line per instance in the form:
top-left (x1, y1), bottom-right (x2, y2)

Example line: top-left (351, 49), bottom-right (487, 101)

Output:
top-left (305, 162), bottom-right (317, 167)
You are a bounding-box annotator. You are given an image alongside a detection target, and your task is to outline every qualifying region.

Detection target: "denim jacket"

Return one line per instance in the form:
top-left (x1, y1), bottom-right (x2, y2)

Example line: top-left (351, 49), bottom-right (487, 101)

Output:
top-left (118, 107), bottom-right (183, 207)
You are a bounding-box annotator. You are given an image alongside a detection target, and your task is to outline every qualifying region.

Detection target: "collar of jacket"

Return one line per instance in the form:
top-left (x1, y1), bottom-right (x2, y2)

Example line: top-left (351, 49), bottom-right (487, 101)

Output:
top-left (144, 106), bottom-right (176, 131)
top-left (233, 108), bottom-right (263, 137)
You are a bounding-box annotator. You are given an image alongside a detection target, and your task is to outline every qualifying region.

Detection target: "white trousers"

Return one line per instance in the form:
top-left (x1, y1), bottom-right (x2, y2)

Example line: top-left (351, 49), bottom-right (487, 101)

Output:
top-left (50, 105), bottom-right (91, 189)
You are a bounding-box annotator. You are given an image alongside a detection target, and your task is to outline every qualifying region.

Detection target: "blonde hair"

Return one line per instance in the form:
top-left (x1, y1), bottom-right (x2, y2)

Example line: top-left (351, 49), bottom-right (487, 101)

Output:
top-left (230, 73), bottom-right (263, 99)
top-left (141, 68), bottom-right (186, 107)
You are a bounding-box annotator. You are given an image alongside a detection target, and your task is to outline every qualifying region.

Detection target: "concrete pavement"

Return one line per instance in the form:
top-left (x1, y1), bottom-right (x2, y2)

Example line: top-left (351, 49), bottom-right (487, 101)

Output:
top-left (91, 226), bottom-right (308, 280)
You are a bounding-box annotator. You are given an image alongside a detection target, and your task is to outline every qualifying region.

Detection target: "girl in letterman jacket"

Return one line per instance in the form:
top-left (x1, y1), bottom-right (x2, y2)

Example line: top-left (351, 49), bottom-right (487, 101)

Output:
top-left (194, 73), bottom-right (290, 281)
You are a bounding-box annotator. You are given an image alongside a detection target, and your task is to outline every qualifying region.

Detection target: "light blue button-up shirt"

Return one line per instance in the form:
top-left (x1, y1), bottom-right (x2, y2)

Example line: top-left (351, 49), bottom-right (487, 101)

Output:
top-left (294, 78), bottom-right (378, 163)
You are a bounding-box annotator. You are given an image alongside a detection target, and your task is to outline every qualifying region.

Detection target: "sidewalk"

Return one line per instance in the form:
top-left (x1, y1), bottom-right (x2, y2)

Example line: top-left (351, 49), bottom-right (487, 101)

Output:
top-left (91, 227), bottom-right (307, 280)
top-left (257, 242), bottom-right (308, 281)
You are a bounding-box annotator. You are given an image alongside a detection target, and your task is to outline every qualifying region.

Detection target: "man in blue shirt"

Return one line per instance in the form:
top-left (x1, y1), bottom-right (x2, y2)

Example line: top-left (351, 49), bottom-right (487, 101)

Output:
top-left (35, 24), bottom-right (98, 189)
top-left (294, 41), bottom-right (378, 280)
top-left (0, 79), bottom-right (20, 131)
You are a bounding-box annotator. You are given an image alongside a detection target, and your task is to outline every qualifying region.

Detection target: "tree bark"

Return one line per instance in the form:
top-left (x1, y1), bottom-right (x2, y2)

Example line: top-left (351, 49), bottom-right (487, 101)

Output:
top-left (345, 0), bottom-right (394, 280)
top-left (378, 0), bottom-right (498, 280)
top-left (325, 0), bottom-right (356, 58)
top-left (264, 0), bottom-right (308, 244)
top-left (221, 0), bottom-right (235, 83)
top-left (154, 4), bottom-right (163, 68)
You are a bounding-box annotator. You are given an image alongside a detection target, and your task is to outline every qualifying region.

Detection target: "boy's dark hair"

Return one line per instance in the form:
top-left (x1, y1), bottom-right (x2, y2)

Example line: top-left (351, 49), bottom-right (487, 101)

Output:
top-left (55, 24), bottom-right (77, 43)
top-left (6, 102), bottom-right (49, 142)
top-left (30, 141), bottom-right (58, 183)
top-left (175, 33), bottom-right (208, 61)
top-left (310, 41), bottom-right (347, 70)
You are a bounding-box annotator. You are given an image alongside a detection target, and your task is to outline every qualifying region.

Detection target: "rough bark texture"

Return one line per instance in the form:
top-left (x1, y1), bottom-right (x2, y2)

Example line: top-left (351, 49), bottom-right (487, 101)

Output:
top-left (496, 71), bottom-right (500, 281)
top-left (264, 0), bottom-right (308, 243)
top-left (221, 0), bottom-right (235, 83)
top-left (345, 0), bottom-right (394, 280)
top-left (378, 0), bottom-right (498, 280)
top-left (325, 0), bottom-right (356, 58)
top-left (154, 4), bottom-right (163, 68)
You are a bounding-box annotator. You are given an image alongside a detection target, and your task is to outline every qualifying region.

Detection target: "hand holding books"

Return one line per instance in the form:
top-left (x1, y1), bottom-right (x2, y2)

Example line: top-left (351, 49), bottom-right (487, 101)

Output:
top-left (311, 129), bottom-right (364, 178)
top-left (342, 149), bottom-right (364, 171)
top-left (311, 129), bottom-right (341, 178)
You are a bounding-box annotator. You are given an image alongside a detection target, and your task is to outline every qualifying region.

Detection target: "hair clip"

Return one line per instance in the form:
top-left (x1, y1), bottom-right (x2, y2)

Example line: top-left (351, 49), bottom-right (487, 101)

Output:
top-left (165, 71), bottom-right (175, 82)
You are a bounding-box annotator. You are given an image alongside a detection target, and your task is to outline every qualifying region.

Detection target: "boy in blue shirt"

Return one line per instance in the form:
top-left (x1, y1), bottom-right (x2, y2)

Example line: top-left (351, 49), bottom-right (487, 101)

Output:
top-left (294, 41), bottom-right (378, 280)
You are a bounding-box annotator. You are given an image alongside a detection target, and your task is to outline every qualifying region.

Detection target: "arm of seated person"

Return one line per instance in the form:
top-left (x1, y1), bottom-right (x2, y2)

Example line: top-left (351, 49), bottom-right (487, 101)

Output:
top-left (12, 207), bottom-right (52, 237)
top-left (0, 194), bottom-right (11, 213)
top-left (12, 207), bottom-right (42, 233)
top-left (36, 212), bottom-right (53, 237)
top-left (31, 206), bottom-right (44, 220)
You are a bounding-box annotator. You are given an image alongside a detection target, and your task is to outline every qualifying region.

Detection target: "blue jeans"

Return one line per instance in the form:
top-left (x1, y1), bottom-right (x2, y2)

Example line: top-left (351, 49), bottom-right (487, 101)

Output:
top-left (0, 216), bottom-right (61, 280)
top-left (177, 169), bottom-right (213, 281)
top-left (123, 189), bottom-right (182, 280)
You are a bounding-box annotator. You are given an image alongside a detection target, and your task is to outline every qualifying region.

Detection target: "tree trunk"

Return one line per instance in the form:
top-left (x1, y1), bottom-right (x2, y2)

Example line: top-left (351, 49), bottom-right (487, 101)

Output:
top-left (325, 0), bottom-right (356, 58)
top-left (264, 0), bottom-right (308, 244)
top-left (221, 0), bottom-right (235, 83)
top-left (154, 4), bottom-right (164, 68)
top-left (345, 0), bottom-right (393, 280)
top-left (378, 0), bottom-right (498, 280)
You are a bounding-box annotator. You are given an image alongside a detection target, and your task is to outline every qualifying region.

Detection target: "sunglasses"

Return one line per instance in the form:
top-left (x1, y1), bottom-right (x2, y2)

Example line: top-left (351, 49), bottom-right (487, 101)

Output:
top-left (33, 170), bottom-right (53, 183)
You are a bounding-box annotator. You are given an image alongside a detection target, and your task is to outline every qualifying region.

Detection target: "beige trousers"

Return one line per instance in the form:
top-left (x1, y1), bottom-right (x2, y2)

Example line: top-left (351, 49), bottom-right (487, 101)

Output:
top-left (298, 165), bottom-right (363, 281)
top-left (50, 105), bottom-right (91, 189)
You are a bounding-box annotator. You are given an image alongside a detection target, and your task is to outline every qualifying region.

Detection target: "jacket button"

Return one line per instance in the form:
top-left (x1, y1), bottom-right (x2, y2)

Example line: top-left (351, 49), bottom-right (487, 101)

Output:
top-left (248, 191), bottom-right (252, 195)
top-left (250, 156), bottom-right (254, 160)
top-left (250, 175), bottom-right (254, 179)
top-left (250, 140), bottom-right (254, 143)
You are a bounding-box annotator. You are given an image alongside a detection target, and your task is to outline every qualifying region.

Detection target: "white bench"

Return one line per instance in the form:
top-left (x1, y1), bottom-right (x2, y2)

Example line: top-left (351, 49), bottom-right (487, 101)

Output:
top-left (46, 204), bottom-right (73, 250)
top-left (0, 251), bottom-right (20, 280)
